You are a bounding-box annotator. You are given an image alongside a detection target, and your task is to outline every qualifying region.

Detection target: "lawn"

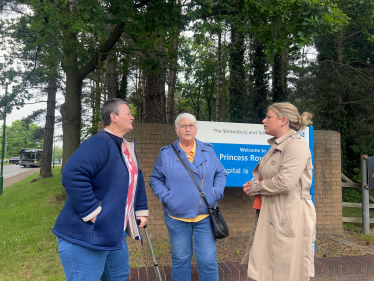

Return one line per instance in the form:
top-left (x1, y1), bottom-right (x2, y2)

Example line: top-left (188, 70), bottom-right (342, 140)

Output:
top-left (0, 167), bottom-right (65, 280)
top-left (343, 206), bottom-right (374, 242)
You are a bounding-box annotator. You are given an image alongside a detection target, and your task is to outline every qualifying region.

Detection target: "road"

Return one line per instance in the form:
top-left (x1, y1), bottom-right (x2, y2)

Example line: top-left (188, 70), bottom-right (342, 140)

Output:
top-left (1, 164), bottom-right (40, 179)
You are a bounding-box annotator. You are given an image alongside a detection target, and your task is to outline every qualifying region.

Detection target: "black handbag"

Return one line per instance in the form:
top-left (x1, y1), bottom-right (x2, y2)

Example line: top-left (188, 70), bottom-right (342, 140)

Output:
top-left (171, 144), bottom-right (229, 239)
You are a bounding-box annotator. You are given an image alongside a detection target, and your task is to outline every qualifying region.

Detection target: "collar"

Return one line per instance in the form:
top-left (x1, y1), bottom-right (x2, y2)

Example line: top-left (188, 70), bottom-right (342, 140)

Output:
top-left (104, 127), bottom-right (124, 147)
top-left (267, 129), bottom-right (301, 151)
top-left (267, 129), bottom-right (298, 145)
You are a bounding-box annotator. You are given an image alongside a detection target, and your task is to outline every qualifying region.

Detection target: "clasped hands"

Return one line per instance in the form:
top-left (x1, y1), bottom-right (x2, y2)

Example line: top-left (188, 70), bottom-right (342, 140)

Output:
top-left (243, 181), bottom-right (251, 195)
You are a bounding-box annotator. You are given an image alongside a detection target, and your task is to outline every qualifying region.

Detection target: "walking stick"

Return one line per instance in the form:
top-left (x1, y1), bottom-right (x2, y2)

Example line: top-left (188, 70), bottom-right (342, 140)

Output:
top-left (137, 219), bottom-right (163, 281)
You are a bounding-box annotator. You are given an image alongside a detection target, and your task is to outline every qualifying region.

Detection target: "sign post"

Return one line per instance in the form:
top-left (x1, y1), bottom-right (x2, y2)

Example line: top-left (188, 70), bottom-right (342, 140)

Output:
top-left (361, 155), bottom-right (370, 235)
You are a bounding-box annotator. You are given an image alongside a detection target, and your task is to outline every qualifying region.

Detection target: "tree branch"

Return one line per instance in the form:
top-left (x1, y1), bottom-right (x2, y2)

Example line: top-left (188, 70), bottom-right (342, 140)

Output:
top-left (78, 22), bottom-right (125, 80)
top-left (320, 60), bottom-right (374, 82)
top-left (341, 29), bottom-right (363, 45)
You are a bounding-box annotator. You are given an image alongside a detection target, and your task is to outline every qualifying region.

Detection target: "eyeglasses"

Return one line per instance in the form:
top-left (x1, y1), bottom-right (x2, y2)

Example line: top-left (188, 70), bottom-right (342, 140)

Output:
top-left (179, 124), bottom-right (196, 129)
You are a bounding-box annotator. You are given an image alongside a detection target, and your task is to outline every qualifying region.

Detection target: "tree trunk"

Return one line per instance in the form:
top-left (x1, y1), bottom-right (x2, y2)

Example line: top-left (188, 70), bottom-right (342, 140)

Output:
top-left (282, 45), bottom-right (288, 98)
top-left (221, 32), bottom-right (227, 121)
top-left (144, 70), bottom-right (166, 123)
top-left (117, 59), bottom-right (128, 100)
top-left (216, 32), bottom-right (221, 122)
top-left (167, 38), bottom-right (178, 124)
top-left (40, 73), bottom-right (57, 178)
top-left (229, 26), bottom-right (246, 122)
top-left (141, 69), bottom-right (146, 122)
top-left (249, 39), bottom-right (268, 123)
top-left (166, 0), bottom-right (181, 124)
top-left (272, 53), bottom-right (286, 102)
top-left (337, 29), bottom-right (345, 64)
top-left (61, 68), bottom-right (82, 168)
top-left (107, 53), bottom-right (117, 99)
top-left (95, 69), bottom-right (101, 119)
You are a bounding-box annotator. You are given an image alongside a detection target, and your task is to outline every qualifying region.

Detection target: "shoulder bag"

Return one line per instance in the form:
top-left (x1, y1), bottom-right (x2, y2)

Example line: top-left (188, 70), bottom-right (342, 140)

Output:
top-left (171, 144), bottom-right (229, 239)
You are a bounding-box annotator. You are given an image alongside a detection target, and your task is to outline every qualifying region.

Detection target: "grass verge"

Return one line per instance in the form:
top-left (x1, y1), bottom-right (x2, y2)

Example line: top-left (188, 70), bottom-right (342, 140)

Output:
top-left (343, 207), bottom-right (374, 242)
top-left (0, 167), bottom-right (168, 279)
top-left (0, 167), bottom-right (65, 281)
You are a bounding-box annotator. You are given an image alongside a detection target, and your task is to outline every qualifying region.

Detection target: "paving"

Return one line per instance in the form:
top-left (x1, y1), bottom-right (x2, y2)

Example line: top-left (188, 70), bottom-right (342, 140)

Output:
top-left (129, 255), bottom-right (374, 281)
top-left (129, 235), bottom-right (374, 280)
top-left (3, 167), bottom-right (40, 188)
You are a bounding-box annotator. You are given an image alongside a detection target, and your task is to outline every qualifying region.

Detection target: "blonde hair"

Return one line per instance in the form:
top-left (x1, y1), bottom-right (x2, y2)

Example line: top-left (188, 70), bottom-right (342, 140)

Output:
top-left (268, 102), bottom-right (313, 131)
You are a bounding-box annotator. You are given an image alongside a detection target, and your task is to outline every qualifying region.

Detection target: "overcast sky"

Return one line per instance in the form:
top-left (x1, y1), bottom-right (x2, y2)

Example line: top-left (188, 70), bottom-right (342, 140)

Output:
top-left (1, 87), bottom-right (64, 147)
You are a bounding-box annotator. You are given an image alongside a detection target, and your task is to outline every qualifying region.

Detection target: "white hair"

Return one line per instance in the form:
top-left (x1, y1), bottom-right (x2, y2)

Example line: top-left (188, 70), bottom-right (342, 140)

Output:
top-left (174, 113), bottom-right (197, 129)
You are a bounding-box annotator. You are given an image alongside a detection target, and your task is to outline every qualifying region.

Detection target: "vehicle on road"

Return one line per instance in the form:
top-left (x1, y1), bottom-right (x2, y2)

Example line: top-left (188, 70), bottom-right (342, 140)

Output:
top-left (8, 157), bottom-right (20, 164)
top-left (19, 148), bottom-right (43, 167)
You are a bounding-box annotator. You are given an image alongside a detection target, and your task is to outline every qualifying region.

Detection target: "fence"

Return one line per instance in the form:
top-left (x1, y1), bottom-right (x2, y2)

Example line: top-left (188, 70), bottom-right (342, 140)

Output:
top-left (341, 171), bottom-right (374, 228)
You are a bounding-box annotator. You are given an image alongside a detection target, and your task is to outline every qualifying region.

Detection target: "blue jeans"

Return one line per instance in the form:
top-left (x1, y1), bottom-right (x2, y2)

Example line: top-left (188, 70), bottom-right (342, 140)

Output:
top-left (164, 213), bottom-right (218, 281)
top-left (57, 232), bottom-right (129, 281)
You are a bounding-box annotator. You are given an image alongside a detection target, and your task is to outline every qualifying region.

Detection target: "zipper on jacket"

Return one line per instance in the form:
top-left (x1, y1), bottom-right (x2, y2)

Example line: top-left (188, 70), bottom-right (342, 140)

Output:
top-left (192, 170), bottom-right (204, 216)
top-left (193, 161), bottom-right (206, 216)
top-left (176, 158), bottom-right (205, 216)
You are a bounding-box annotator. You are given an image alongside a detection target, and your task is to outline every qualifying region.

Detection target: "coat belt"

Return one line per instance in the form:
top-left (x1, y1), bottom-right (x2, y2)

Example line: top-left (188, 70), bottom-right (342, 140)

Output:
top-left (301, 193), bottom-right (312, 200)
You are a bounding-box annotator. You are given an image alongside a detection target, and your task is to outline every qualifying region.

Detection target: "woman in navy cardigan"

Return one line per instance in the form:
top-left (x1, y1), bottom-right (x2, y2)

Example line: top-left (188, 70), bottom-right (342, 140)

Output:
top-left (53, 98), bottom-right (148, 281)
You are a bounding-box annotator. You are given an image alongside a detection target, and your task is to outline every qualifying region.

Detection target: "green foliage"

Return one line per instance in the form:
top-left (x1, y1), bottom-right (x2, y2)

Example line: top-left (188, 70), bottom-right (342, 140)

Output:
top-left (0, 119), bottom-right (44, 158)
top-left (0, 167), bottom-right (65, 280)
top-left (285, 0), bottom-right (374, 179)
top-left (178, 36), bottom-right (221, 120)
top-left (53, 146), bottom-right (63, 163)
top-left (342, 189), bottom-right (362, 203)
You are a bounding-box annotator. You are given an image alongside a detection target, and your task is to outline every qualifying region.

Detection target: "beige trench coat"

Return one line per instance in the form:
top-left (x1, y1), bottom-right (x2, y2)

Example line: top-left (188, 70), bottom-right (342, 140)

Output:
top-left (247, 129), bottom-right (316, 281)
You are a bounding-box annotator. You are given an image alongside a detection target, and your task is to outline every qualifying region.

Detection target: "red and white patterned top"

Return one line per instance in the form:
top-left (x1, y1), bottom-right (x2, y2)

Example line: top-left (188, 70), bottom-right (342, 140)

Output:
top-left (122, 142), bottom-right (138, 230)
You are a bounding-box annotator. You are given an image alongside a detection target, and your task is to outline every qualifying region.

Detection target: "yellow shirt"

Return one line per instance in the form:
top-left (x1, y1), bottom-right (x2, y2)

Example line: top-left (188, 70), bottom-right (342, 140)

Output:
top-left (169, 141), bottom-right (209, 223)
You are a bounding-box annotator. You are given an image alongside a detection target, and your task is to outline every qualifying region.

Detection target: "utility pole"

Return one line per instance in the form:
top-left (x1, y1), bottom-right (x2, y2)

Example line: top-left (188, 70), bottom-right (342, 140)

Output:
top-left (0, 83), bottom-right (8, 195)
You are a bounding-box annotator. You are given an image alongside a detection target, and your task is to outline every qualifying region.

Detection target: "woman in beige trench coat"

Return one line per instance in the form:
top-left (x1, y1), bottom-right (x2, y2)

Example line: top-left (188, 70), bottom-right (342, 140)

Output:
top-left (243, 102), bottom-right (316, 281)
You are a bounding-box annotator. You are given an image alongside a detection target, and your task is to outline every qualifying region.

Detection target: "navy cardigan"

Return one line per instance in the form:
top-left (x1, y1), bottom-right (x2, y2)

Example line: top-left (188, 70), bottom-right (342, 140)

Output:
top-left (53, 131), bottom-right (148, 251)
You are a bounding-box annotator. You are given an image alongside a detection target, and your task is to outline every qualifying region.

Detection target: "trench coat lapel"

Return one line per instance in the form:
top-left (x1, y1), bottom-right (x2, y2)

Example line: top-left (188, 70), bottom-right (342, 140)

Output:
top-left (258, 129), bottom-right (297, 172)
top-left (276, 130), bottom-right (300, 152)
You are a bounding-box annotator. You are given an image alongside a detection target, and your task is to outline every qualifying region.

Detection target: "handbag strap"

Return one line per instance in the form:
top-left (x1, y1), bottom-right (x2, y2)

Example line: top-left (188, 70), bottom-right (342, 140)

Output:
top-left (171, 144), bottom-right (210, 208)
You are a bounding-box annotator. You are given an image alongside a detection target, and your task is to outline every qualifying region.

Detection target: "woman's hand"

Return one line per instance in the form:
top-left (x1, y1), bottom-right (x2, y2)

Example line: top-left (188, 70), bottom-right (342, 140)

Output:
top-left (243, 181), bottom-right (251, 195)
top-left (137, 216), bottom-right (148, 228)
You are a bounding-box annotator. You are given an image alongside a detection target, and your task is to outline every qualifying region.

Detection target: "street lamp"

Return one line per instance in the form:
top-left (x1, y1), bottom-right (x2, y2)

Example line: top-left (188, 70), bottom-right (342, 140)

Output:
top-left (0, 83), bottom-right (8, 195)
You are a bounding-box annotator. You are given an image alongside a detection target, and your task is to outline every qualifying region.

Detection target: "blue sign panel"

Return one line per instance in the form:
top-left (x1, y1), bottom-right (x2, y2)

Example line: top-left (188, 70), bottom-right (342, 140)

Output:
top-left (211, 143), bottom-right (270, 186)
top-left (196, 121), bottom-right (314, 188)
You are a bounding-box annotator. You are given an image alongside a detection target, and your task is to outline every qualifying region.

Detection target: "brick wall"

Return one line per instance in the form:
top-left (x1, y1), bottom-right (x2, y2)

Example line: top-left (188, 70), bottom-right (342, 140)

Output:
top-left (314, 130), bottom-right (343, 234)
top-left (123, 124), bottom-right (342, 237)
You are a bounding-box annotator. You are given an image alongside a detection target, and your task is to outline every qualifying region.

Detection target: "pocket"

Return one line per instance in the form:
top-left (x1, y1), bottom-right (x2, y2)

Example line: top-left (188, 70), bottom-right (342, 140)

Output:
top-left (279, 208), bottom-right (296, 238)
top-left (90, 211), bottom-right (102, 237)
top-left (163, 192), bottom-right (171, 207)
